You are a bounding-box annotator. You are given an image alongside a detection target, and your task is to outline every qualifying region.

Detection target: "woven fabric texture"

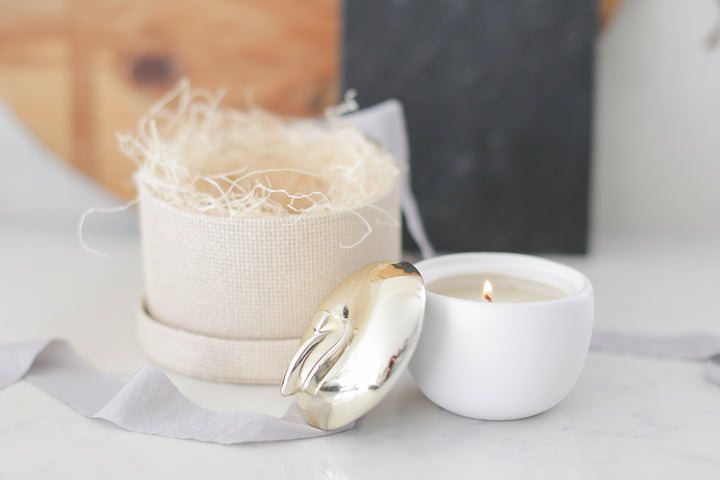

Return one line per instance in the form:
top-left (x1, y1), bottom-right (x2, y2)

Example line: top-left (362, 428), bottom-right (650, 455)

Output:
top-left (138, 181), bottom-right (401, 383)
top-left (138, 304), bottom-right (302, 384)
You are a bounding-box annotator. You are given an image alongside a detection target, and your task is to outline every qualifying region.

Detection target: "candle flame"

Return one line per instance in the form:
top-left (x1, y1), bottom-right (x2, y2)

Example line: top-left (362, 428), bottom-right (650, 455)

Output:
top-left (482, 280), bottom-right (493, 302)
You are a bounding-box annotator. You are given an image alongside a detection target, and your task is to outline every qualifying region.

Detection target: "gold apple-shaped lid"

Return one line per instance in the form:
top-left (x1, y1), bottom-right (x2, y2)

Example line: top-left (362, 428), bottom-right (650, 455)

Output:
top-left (281, 261), bottom-right (426, 430)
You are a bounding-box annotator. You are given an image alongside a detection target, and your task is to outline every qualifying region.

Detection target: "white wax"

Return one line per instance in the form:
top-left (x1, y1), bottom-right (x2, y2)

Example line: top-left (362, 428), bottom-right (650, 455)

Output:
top-left (428, 274), bottom-right (566, 303)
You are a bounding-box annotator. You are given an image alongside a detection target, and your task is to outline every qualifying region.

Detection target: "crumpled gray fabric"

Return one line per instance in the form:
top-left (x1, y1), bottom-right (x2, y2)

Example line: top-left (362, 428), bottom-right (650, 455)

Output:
top-left (591, 330), bottom-right (720, 384)
top-left (0, 338), bottom-right (351, 444)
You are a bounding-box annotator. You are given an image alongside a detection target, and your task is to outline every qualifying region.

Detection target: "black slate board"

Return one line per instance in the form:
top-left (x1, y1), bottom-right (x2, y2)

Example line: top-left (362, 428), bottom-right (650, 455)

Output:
top-left (343, 0), bottom-right (595, 253)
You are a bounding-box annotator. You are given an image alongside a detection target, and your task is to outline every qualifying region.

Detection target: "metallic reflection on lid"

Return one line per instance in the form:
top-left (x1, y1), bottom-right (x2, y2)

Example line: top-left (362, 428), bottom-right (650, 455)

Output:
top-left (281, 261), bottom-right (426, 430)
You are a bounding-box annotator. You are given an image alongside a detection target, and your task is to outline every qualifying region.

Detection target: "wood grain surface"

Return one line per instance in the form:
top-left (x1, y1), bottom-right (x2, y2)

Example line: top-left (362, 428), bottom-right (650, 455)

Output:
top-left (600, 0), bottom-right (623, 29)
top-left (0, 0), bottom-right (339, 199)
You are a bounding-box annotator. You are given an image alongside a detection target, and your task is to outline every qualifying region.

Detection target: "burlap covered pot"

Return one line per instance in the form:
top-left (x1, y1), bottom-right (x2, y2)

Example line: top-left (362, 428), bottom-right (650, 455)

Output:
top-left (138, 180), bottom-right (400, 384)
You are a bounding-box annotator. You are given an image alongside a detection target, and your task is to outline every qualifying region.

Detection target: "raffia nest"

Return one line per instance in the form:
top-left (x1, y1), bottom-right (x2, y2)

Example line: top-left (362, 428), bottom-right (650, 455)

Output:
top-left (117, 80), bottom-right (400, 219)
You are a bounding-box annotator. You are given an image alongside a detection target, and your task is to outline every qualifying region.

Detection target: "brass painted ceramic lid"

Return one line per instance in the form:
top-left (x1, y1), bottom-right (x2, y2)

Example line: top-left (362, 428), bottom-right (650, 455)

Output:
top-left (281, 260), bottom-right (426, 430)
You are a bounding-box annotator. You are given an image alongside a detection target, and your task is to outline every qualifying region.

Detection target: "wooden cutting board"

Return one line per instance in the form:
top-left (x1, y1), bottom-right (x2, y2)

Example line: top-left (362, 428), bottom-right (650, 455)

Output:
top-left (0, 0), bottom-right (619, 201)
top-left (0, 0), bottom-right (339, 200)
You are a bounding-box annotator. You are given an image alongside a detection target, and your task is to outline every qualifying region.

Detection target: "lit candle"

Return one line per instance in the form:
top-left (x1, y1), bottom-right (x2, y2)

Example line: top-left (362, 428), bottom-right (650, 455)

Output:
top-left (409, 252), bottom-right (594, 421)
top-left (429, 274), bottom-right (566, 303)
top-left (483, 279), bottom-right (493, 302)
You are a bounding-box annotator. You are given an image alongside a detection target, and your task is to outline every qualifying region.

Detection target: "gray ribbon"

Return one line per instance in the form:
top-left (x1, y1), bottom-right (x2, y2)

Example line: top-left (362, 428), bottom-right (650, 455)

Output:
top-left (4, 332), bottom-right (719, 444)
top-left (0, 339), bottom-right (351, 444)
top-left (590, 330), bottom-right (720, 384)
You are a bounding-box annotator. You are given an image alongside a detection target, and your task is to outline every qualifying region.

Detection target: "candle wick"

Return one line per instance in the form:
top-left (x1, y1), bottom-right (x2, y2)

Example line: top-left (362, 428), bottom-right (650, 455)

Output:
top-left (482, 279), bottom-right (493, 302)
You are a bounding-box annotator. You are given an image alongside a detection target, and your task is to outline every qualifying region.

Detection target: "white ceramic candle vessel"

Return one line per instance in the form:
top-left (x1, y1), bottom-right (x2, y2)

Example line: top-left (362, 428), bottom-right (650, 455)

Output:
top-left (410, 252), bottom-right (594, 420)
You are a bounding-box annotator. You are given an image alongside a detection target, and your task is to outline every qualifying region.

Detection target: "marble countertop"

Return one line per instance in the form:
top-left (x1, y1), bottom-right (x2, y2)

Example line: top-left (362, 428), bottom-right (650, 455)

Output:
top-left (1, 225), bottom-right (719, 479)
